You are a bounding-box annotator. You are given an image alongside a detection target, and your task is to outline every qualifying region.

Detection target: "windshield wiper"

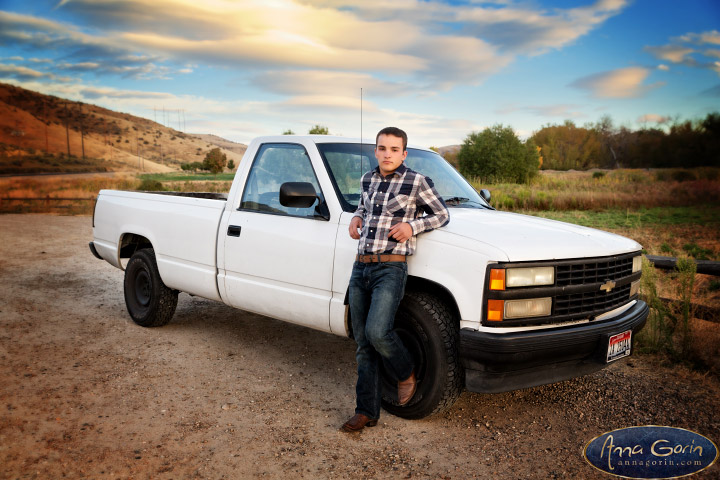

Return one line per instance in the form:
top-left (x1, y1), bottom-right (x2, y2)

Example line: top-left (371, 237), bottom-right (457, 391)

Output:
top-left (443, 196), bottom-right (469, 205)
top-left (443, 196), bottom-right (488, 208)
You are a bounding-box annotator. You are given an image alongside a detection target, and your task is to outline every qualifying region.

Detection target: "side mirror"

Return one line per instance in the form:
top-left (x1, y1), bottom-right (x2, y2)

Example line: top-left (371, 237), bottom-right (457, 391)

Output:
top-left (480, 188), bottom-right (491, 203)
top-left (280, 182), bottom-right (317, 208)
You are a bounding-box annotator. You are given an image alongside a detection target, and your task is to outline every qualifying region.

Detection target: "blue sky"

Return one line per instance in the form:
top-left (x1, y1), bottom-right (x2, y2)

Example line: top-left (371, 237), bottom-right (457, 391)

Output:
top-left (0, 0), bottom-right (718, 147)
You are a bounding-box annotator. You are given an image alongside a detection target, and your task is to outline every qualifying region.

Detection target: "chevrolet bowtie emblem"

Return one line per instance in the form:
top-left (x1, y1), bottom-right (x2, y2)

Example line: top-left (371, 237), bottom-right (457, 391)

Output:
top-left (600, 280), bottom-right (616, 293)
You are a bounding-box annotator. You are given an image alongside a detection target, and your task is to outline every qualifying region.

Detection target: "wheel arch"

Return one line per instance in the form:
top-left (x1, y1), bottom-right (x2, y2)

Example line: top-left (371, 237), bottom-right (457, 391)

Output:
top-left (118, 233), bottom-right (154, 269)
top-left (345, 274), bottom-right (461, 340)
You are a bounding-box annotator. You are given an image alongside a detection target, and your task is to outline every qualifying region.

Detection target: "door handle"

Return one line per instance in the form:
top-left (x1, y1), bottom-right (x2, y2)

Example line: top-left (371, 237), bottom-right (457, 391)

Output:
top-left (227, 225), bottom-right (241, 237)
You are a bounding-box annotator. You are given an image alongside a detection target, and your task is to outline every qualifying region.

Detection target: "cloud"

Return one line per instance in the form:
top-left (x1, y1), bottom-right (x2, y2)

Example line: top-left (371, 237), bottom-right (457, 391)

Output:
top-left (1, 0), bottom-right (625, 95)
top-left (645, 45), bottom-right (694, 63)
top-left (0, 10), bottom-right (173, 80)
top-left (79, 86), bottom-right (176, 100)
top-left (657, 64), bottom-right (669, 71)
top-left (637, 114), bottom-right (669, 124)
top-left (569, 67), bottom-right (662, 98)
top-left (250, 70), bottom-right (412, 97)
top-left (646, 30), bottom-right (720, 76)
top-left (0, 63), bottom-right (72, 82)
top-left (675, 30), bottom-right (720, 46)
top-left (0, 63), bottom-right (48, 80)
top-left (446, 0), bottom-right (628, 54)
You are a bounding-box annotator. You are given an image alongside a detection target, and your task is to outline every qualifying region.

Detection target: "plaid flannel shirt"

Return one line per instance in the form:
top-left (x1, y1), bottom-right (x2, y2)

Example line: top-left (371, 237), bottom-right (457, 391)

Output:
top-left (353, 163), bottom-right (449, 256)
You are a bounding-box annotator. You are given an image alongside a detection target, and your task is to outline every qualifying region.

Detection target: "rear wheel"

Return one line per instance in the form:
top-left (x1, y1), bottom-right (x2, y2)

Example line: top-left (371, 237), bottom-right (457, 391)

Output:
top-left (124, 249), bottom-right (178, 327)
top-left (381, 291), bottom-right (463, 419)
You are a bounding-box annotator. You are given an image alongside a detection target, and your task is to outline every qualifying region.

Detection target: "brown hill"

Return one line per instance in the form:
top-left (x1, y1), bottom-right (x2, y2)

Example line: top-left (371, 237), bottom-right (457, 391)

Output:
top-left (0, 82), bottom-right (246, 175)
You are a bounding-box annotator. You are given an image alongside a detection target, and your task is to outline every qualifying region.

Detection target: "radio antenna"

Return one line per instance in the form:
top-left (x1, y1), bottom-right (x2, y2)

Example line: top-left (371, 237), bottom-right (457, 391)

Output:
top-left (360, 87), bottom-right (364, 175)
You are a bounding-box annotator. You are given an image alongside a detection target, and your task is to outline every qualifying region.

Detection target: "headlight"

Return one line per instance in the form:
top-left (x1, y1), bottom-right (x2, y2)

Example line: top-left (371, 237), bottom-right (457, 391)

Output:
top-left (505, 298), bottom-right (552, 319)
top-left (487, 298), bottom-right (553, 321)
top-left (505, 266), bottom-right (554, 288)
top-left (632, 255), bottom-right (642, 273)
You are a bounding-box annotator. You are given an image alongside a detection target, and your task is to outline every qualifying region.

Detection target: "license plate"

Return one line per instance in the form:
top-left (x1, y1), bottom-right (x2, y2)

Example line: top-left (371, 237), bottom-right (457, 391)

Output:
top-left (607, 330), bottom-right (632, 363)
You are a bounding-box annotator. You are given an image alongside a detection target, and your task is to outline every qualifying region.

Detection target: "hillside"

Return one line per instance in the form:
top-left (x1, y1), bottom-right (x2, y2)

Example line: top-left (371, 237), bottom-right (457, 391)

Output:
top-left (0, 83), bottom-right (246, 175)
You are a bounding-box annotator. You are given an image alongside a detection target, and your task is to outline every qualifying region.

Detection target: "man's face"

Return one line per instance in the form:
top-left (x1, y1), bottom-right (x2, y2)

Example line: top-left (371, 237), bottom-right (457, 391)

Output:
top-left (375, 134), bottom-right (407, 176)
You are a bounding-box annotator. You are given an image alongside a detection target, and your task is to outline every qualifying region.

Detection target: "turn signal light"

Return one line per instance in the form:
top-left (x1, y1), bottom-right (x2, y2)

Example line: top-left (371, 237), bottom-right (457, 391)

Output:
top-left (489, 269), bottom-right (506, 291)
top-left (487, 299), bottom-right (504, 321)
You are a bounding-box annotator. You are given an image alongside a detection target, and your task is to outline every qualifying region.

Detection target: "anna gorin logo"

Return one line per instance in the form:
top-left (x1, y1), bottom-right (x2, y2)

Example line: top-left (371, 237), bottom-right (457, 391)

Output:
top-left (584, 426), bottom-right (718, 479)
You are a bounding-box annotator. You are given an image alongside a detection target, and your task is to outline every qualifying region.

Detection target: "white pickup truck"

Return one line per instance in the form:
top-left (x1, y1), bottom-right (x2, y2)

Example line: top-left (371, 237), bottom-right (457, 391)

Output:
top-left (90, 135), bottom-right (648, 418)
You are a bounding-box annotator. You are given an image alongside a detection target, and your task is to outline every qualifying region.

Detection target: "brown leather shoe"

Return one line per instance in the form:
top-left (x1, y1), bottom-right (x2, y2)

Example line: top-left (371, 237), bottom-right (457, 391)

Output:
top-left (398, 370), bottom-right (417, 406)
top-left (341, 413), bottom-right (378, 432)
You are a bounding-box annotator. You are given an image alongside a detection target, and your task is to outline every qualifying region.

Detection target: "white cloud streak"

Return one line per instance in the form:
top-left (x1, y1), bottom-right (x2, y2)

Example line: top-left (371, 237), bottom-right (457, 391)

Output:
top-left (570, 67), bottom-right (662, 98)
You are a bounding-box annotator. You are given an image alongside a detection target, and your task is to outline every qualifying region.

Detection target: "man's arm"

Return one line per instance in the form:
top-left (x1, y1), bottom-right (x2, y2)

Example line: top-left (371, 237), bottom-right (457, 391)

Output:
top-left (407, 176), bottom-right (449, 236)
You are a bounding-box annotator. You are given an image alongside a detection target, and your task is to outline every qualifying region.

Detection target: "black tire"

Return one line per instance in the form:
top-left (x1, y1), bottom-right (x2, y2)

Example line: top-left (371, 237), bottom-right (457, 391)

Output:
top-left (123, 248), bottom-right (178, 327)
top-left (381, 291), bottom-right (463, 419)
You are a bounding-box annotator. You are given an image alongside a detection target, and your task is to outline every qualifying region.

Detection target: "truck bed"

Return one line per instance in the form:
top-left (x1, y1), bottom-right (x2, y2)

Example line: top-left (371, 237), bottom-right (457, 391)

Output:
top-left (92, 189), bottom-right (227, 301)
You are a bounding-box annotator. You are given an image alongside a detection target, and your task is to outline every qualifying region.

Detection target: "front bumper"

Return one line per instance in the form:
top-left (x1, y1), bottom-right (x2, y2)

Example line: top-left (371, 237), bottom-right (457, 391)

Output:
top-left (459, 300), bottom-right (649, 393)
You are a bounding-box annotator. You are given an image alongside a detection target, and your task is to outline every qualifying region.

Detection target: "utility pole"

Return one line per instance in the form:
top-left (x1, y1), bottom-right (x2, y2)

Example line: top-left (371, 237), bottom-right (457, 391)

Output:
top-left (64, 102), bottom-right (70, 157)
top-left (79, 103), bottom-right (85, 161)
top-left (43, 99), bottom-right (49, 153)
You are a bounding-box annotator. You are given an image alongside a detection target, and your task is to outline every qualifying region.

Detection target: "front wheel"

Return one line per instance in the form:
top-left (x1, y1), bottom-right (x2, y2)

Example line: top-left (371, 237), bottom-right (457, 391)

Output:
top-left (123, 248), bottom-right (178, 327)
top-left (381, 291), bottom-right (463, 419)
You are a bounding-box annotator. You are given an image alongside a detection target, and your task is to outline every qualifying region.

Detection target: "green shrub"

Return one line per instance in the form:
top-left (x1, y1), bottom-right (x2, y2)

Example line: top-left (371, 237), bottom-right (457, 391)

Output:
top-left (458, 125), bottom-right (539, 184)
top-left (137, 179), bottom-right (165, 191)
top-left (682, 241), bottom-right (713, 260)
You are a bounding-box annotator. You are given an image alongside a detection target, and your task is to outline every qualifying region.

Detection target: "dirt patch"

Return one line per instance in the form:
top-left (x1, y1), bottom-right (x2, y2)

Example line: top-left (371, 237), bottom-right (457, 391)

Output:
top-left (1, 214), bottom-right (719, 479)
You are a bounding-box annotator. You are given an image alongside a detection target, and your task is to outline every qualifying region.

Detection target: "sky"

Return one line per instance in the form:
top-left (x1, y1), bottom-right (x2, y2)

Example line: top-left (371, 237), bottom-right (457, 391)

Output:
top-left (0, 0), bottom-right (719, 148)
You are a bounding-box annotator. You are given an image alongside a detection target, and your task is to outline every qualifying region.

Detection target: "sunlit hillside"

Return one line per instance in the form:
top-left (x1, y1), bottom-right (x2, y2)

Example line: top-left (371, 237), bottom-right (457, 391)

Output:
top-left (0, 83), bottom-right (246, 174)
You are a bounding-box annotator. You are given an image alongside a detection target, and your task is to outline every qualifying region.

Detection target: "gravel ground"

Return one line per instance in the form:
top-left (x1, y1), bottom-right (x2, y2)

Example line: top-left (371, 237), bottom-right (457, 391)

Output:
top-left (1, 214), bottom-right (719, 479)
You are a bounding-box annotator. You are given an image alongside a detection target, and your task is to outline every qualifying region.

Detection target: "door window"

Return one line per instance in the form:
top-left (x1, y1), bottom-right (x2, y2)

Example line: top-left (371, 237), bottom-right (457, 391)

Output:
top-left (240, 143), bottom-right (323, 218)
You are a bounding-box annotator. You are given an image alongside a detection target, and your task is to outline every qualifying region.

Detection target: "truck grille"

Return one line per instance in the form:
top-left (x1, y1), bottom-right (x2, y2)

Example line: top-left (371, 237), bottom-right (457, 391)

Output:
top-left (556, 256), bottom-right (634, 286)
top-left (555, 284), bottom-right (632, 317)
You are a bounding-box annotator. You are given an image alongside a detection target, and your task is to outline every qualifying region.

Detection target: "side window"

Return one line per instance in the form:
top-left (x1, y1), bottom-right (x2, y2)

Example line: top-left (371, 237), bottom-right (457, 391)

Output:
top-left (240, 143), bottom-right (323, 218)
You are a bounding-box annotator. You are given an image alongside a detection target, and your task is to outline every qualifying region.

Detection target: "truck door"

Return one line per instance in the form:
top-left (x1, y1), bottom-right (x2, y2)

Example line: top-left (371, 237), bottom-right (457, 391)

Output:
top-left (221, 143), bottom-right (336, 331)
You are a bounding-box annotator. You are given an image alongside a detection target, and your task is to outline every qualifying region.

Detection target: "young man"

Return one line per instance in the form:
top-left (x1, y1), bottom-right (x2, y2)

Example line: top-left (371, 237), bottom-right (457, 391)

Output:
top-left (342, 127), bottom-right (450, 432)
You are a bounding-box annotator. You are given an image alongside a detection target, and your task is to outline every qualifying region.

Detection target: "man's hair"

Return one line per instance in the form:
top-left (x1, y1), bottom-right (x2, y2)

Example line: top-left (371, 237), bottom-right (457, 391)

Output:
top-left (376, 127), bottom-right (407, 151)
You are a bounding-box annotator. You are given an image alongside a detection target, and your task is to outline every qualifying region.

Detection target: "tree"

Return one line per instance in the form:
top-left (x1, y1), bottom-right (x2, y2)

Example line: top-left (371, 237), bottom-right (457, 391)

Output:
top-left (227, 159), bottom-right (235, 170)
top-left (308, 125), bottom-right (329, 135)
top-left (282, 129), bottom-right (295, 135)
top-left (458, 125), bottom-right (538, 183)
top-left (531, 121), bottom-right (603, 170)
top-left (203, 147), bottom-right (227, 174)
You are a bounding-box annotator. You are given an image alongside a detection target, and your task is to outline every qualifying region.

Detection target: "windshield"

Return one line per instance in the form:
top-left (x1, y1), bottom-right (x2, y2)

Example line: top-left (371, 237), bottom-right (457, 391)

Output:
top-left (317, 143), bottom-right (490, 213)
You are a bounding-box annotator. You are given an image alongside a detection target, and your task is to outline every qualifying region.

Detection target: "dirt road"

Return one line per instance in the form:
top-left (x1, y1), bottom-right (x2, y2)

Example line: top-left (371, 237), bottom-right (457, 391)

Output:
top-left (1, 214), bottom-right (719, 479)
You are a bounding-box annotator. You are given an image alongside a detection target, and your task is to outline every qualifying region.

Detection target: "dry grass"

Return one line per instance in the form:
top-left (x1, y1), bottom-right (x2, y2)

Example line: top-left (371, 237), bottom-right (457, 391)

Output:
top-left (0, 175), bottom-right (139, 214)
top-left (473, 169), bottom-right (720, 212)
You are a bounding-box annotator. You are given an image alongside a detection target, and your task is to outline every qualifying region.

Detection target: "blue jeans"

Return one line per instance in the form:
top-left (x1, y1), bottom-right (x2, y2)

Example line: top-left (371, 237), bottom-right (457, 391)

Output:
top-left (349, 260), bottom-right (414, 420)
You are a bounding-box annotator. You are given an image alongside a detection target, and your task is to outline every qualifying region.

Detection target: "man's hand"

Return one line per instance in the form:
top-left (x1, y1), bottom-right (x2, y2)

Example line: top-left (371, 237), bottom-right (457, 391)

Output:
top-left (349, 216), bottom-right (363, 239)
top-left (389, 222), bottom-right (413, 243)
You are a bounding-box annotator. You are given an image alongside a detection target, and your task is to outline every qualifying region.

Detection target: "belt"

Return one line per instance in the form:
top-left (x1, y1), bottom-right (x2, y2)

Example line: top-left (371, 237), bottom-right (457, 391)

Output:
top-left (356, 254), bottom-right (407, 263)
